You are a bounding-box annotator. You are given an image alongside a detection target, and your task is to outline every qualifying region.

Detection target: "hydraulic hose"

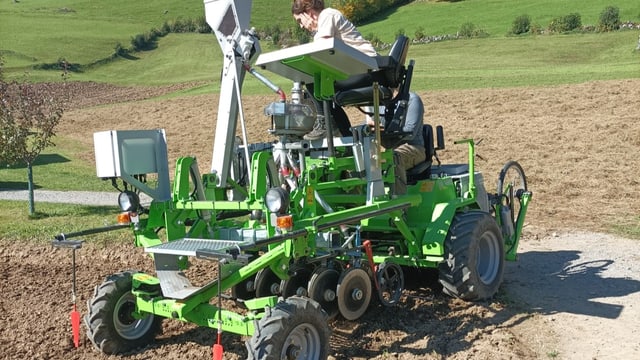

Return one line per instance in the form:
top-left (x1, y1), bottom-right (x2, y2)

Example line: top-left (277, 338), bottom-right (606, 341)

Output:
top-left (243, 64), bottom-right (286, 102)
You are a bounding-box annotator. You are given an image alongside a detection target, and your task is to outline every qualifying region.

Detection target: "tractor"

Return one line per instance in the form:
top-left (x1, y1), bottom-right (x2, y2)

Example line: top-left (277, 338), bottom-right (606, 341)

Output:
top-left (53, 0), bottom-right (531, 358)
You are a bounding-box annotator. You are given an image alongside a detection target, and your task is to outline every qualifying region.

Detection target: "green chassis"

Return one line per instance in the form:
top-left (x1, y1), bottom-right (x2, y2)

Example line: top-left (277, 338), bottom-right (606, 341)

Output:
top-left (125, 138), bottom-right (531, 337)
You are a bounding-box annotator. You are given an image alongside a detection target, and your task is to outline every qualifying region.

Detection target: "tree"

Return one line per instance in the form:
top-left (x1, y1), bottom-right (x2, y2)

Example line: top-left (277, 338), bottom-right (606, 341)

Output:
top-left (0, 58), bottom-right (67, 215)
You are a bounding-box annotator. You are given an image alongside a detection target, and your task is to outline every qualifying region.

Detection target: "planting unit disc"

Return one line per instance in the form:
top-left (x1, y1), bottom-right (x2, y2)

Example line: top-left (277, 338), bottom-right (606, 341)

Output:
top-left (281, 265), bottom-right (312, 298)
top-left (254, 267), bottom-right (282, 297)
top-left (307, 267), bottom-right (340, 319)
top-left (336, 268), bottom-right (372, 320)
top-left (231, 274), bottom-right (256, 300)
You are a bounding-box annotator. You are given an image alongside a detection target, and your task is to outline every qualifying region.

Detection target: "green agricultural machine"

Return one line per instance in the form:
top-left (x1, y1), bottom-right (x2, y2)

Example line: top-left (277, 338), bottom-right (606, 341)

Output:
top-left (53, 0), bottom-right (531, 358)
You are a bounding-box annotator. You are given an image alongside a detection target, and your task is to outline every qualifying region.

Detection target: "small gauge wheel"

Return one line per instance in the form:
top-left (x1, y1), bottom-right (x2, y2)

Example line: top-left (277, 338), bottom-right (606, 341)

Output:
top-left (336, 268), bottom-right (372, 321)
top-left (375, 262), bottom-right (404, 307)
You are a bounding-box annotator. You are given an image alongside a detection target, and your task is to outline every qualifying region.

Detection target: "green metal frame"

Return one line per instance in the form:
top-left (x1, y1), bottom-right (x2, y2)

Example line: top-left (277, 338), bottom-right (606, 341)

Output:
top-left (104, 46), bottom-right (533, 341)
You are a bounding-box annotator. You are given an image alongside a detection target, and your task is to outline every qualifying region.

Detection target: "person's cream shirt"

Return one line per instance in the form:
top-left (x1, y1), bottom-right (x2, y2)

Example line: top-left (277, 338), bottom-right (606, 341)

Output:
top-left (314, 7), bottom-right (377, 57)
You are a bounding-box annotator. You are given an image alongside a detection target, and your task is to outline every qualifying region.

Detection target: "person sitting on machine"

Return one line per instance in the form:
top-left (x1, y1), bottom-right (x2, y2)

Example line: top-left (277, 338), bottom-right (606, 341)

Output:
top-left (366, 90), bottom-right (426, 196)
top-left (292, 0), bottom-right (378, 140)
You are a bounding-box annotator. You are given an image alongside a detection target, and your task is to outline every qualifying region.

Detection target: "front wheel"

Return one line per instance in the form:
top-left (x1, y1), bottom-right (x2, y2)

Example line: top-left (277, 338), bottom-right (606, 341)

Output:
top-left (439, 211), bottom-right (504, 301)
top-left (85, 271), bottom-right (162, 354)
top-left (246, 296), bottom-right (330, 360)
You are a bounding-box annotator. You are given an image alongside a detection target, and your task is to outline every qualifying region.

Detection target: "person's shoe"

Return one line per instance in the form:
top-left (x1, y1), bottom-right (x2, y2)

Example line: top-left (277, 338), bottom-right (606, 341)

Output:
top-left (303, 116), bottom-right (326, 140)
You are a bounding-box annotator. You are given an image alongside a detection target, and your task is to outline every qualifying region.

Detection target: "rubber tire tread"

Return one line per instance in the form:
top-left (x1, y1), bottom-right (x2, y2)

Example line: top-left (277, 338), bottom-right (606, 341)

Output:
top-left (438, 211), bottom-right (504, 301)
top-left (84, 271), bottom-right (162, 354)
top-left (246, 296), bottom-right (330, 360)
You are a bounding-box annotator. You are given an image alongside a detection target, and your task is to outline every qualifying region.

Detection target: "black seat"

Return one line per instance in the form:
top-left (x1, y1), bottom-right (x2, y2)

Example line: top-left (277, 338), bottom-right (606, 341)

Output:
top-left (375, 34), bottom-right (410, 89)
top-left (334, 35), bottom-right (410, 107)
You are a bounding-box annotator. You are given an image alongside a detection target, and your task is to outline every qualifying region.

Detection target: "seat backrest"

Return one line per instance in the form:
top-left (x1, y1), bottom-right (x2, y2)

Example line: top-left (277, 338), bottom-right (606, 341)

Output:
top-left (378, 35), bottom-right (409, 88)
top-left (334, 35), bottom-right (410, 103)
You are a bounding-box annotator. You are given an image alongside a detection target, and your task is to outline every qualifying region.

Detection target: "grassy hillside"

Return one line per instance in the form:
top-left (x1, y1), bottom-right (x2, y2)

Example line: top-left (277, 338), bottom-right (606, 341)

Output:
top-left (413, 31), bottom-right (640, 90)
top-left (361, 0), bottom-right (640, 42)
top-left (0, 0), bottom-right (639, 90)
top-left (0, 0), bottom-right (205, 66)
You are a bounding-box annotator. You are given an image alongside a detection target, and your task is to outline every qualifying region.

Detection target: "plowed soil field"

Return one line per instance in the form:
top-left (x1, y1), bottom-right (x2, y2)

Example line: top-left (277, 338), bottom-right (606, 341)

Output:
top-left (2, 78), bottom-right (640, 360)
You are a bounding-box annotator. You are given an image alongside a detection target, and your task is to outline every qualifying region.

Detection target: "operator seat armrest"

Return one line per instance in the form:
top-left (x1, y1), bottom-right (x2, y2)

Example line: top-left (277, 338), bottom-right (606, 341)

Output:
top-left (333, 35), bottom-right (410, 106)
top-left (334, 86), bottom-right (393, 107)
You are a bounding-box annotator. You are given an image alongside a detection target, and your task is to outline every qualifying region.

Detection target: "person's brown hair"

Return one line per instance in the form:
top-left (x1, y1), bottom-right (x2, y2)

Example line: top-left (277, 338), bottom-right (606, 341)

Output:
top-left (291, 0), bottom-right (325, 15)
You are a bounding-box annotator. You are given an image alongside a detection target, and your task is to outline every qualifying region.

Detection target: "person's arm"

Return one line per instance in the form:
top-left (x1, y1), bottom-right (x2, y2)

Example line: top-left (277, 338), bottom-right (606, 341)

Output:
top-left (402, 93), bottom-right (424, 135)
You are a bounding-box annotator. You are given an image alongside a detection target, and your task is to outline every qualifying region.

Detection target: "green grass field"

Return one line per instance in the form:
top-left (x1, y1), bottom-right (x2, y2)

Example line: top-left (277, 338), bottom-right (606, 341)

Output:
top-left (361, 0), bottom-right (640, 42)
top-left (1, 0), bottom-right (638, 89)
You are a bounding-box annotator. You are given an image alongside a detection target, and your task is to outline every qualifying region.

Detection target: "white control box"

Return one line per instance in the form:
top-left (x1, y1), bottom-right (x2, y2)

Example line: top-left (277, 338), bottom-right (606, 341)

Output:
top-left (94, 129), bottom-right (167, 178)
top-left (93, 129), bottom-right (171, 201)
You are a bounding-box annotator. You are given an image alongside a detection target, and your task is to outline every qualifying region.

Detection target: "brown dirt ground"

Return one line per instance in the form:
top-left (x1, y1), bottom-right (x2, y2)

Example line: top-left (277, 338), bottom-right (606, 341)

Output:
top-left (2, 78), bottom-right (640, 359)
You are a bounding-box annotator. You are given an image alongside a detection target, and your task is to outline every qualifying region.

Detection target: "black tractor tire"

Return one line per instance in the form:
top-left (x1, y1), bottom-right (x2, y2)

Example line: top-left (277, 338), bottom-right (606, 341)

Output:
top-left (246, 296), bottom-right (330, 360)
top-left (438, 211), bottom-right (505, 301)
top-left (85, 271), bottom-right (162, 354)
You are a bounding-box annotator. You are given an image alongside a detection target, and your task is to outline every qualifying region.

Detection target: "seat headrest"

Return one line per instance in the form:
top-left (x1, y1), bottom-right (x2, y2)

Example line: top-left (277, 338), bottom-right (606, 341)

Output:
top-left (388, 35), bottom-right (409, 67)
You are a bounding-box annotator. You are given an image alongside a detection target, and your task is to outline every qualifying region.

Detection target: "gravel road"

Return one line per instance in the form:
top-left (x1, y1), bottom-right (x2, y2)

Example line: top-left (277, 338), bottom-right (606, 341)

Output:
top-left (506, 230), bottom-right (640, 359)
top-left (0, 189), bottom-right (151, 206)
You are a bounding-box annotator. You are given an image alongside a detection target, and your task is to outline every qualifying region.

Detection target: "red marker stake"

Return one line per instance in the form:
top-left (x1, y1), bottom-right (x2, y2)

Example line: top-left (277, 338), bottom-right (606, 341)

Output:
top-left (70, 247), bottom-right (80, 348)
top-left (212, 260), bottom-right (224, 360)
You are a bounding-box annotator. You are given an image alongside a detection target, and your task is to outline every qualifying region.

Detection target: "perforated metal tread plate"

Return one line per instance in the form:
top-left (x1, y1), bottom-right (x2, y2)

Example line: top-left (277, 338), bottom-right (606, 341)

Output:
top-left (145, 238), bottom-right (247, 257)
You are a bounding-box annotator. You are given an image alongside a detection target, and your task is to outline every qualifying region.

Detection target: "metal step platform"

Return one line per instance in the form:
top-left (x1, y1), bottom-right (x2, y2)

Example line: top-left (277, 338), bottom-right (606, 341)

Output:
top-left (145, 238), bottom-right (253, 299)
top-left (145, 237), bottom-right (249, 257)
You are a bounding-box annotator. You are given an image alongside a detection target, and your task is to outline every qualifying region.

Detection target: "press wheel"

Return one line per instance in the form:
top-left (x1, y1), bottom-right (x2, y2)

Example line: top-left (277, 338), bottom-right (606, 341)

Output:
top-left (307, 267), bottom-right (340, 319)
top-left (497, 161), bottom-right (528, 227)
top-left (376, 262), bottom-right (404, 306)
top-left (336, 268), bottom-right (372, 321)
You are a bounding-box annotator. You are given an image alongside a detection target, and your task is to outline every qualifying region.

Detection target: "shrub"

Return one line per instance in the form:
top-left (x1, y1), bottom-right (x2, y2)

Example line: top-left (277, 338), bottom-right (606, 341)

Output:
top-left (458, 22), bottom-right (488, 38)
top-left (458, 22), bottom-right (475, 38)
top-left (195, 16), bottom-right (212, 34)
top-left (530, 22), bottom-right (544, 35)
top-left (160, 21), bottom-right (172, 35)
top-left (113, 43), bottom-right (128, 57)
top-left (292, 24), bottom-right (310, 44)
top-left (548, 13), bottom-right (582, 33)
top-left (598, 6), bottom-right (620, 32)
top-left (267, 25), bottom-right (282, 45)
top-left (511, 14), bottom-right (531, 35)
top-left (130, 32), bottom-right (158, 51)
top-left (366, 33), bottom-right (383, 49)
top-left (334, 0), bottom-right (408, 24)
top-left (414, 26), bottom-right (426, 40)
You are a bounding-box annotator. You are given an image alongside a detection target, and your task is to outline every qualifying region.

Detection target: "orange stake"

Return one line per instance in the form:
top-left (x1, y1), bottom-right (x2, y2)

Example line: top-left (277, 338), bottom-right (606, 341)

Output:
top-left (71, 304), bottom-right (80, 348)
top-left (70, 245), bottom-right (81, 348)
top-left (212, 260), bottom-right (224, 360)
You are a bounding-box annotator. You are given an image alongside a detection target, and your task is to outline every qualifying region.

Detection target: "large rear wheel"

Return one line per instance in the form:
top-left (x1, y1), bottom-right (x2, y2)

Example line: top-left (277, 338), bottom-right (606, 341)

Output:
top-left (85, 271), bottom-right (162, 354)
top-left (438, 211), bottom-right (504, 301)
top-left (246, 296), bottom-right (330, 360)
